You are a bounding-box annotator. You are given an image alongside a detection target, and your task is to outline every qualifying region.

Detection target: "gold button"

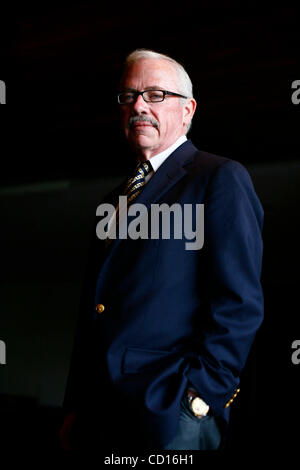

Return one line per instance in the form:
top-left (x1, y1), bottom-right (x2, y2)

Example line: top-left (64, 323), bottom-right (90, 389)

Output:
top-left (96, 303), bottom-right (105, 314)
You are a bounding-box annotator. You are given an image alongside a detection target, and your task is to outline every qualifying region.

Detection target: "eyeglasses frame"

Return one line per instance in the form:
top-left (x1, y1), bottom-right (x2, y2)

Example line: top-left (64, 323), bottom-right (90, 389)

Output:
top-left (117, 89), bottom-right (188, 105)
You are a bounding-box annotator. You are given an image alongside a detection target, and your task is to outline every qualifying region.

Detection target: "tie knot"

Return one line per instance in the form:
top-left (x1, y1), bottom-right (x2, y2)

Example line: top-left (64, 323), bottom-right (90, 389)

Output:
top-left (124, 161), bottom-right (153, 193)
top-left (137, 160), bottom-right (153, 177)
top-left (123, 160), bottom-right (153, 202)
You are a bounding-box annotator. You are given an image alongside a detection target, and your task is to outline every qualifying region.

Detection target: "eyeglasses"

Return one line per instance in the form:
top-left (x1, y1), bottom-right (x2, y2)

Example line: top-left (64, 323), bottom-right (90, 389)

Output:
top-left (117, 89), bottom-right (188, 105)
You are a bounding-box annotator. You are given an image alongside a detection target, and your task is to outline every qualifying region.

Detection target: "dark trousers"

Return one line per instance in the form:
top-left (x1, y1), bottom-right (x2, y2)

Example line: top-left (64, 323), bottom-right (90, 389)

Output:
top-left (162, 392), bottom-right (222, 450)
top-left (73, 393), bottom-right (222, 452)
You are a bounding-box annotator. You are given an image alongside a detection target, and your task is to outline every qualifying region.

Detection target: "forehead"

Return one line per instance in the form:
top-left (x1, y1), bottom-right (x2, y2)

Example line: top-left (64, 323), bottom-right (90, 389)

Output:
top-left (121, 59), bottom-right (179, 90)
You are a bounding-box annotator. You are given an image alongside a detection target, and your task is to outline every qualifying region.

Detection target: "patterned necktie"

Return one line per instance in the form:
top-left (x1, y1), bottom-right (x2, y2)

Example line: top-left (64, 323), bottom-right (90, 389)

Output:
top-left (105, 160), bottom-right (153, 248)
top-left (123, 160), bottom-right (153, 207)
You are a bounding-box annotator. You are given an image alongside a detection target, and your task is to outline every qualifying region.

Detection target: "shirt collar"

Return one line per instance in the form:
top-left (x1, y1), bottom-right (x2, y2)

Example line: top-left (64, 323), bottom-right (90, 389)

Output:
top-left (148, 135), bottom-right (187, 173)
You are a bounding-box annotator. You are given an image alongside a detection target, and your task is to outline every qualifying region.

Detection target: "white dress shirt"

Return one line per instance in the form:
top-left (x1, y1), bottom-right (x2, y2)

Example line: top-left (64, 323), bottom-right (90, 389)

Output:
top-left (145, 135), bottom-right (187, 181)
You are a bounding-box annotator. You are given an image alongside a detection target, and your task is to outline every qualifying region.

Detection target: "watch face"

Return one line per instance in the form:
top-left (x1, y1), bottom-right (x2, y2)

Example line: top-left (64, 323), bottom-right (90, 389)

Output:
top-left (191, 397), bottom-right (209, 416)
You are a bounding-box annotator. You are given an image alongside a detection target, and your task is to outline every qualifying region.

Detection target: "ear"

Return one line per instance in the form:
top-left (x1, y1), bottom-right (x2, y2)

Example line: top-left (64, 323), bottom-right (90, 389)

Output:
top-left (183, 98), bottom-right (197, 129)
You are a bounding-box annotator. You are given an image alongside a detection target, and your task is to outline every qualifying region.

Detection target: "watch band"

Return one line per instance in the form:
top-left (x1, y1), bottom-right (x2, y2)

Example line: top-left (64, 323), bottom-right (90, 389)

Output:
top-left (187, 388), bottom-right (209, 418)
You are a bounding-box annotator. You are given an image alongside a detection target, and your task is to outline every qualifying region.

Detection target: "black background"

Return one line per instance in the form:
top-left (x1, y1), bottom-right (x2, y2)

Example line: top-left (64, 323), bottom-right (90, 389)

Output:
top-left (0, 1), bottom-right (299, 463)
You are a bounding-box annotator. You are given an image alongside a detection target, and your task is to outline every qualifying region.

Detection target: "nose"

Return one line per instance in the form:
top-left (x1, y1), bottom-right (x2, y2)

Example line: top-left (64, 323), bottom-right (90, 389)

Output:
top-left (132, 93), bottom-right (149, 113)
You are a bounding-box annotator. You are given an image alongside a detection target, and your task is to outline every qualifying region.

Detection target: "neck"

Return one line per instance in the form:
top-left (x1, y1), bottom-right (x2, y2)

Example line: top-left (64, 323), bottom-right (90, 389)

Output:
top-left (134, 135), bottom-right (186, 162)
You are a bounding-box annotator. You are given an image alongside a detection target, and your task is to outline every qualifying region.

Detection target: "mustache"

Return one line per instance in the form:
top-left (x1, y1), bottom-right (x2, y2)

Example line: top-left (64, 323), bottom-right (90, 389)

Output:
top-left (127, 115), bottom-right (159, 129)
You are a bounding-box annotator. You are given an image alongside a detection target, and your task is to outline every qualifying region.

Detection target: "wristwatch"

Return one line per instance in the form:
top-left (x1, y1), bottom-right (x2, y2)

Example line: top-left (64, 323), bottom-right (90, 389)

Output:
top-left (187, 388), bottom-right (209, 419)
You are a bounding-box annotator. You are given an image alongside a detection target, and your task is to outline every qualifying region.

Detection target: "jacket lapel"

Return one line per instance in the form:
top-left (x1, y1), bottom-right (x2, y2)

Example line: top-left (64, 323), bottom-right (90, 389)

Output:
top-left (99, 140), bottom-right (197, 263)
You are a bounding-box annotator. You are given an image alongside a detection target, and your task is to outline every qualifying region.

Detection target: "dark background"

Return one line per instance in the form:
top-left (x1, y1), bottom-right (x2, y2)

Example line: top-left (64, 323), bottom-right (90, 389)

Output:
top-left (0, 2), bottom-right (299, 461)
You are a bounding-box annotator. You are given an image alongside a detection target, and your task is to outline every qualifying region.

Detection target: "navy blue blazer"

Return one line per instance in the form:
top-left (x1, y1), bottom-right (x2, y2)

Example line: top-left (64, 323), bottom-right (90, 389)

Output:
top-left (63, 140), bottom-right (264, 448)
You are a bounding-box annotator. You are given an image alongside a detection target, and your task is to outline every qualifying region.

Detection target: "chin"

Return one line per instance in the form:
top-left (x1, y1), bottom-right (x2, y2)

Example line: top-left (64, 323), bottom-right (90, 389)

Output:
top-left (130, 134), bottom-right (157, 150)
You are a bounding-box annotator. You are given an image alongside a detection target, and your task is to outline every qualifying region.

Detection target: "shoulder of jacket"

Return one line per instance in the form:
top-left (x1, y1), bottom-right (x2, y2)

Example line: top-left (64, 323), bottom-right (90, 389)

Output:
top-left (184, 143), bottom-right (238, 176)
top-left (182, 143), bottom-right (252, 190)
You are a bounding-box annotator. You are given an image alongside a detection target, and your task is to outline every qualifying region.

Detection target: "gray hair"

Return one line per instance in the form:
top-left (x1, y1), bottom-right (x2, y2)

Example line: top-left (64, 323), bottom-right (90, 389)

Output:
top-left (123, 49), bottom-right (193, 98)
top-left (121, 49), bottom-right (194, 133)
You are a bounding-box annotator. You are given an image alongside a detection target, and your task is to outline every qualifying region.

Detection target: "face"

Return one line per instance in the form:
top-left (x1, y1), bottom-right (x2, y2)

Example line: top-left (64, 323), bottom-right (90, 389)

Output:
top-left (119, 59), bottom-right (196, 160)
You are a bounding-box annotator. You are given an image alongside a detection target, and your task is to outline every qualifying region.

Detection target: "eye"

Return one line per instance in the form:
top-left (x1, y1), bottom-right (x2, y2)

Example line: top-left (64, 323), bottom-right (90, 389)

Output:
top-left (121, 92), bottom-right (135, 103)
top-left (146, 91), bottom-right (164, 101)
top-left (125, 93), bottom-right (135, 102)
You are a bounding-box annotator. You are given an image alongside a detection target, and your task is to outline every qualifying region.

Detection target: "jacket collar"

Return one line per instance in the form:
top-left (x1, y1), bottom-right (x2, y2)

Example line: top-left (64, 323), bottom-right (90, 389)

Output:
top-left (135, 139), bottom-right (196, 208)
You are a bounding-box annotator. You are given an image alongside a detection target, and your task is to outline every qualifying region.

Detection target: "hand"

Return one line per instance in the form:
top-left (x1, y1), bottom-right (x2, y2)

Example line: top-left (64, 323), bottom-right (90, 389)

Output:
top-left (59, 411), bottom-right (77, 451)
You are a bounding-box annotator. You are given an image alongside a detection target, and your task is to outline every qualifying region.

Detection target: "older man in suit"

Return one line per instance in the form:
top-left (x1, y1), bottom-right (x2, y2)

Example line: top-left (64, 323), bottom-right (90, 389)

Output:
top-left (60, 49), bottom-right (264, 451)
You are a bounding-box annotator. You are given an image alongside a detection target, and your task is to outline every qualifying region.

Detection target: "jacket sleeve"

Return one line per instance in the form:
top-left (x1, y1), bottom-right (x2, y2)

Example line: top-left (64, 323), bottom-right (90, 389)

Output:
top-left (185, 160), bottom-right (264, 416)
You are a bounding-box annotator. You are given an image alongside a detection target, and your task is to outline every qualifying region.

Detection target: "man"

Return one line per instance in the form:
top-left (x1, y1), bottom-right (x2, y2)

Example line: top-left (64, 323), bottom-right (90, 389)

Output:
top-left (60, 49), bottom-right (264, 451)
